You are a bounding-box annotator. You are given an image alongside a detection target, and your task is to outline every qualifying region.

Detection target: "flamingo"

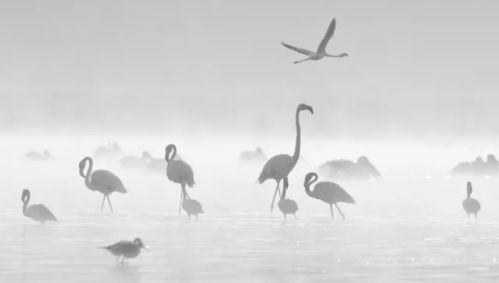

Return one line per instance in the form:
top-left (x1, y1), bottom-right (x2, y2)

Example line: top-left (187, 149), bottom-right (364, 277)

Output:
top-left (182, 199), bottom-right (204, 221)
top-left (258, 103), bottom-right (313, 212)
top-left (21, 189), bottom-right (57, 223)
top-left (25, 150), bottom-right (53, 161)
top-left (101, 238), bottom-right (147, 264)
top-left (78, 156), bottom-right (127, 212)
top-left (462, 182), bottom-right (481, 220)
top-left (165, 144), bottom-right (195, 214)
top-left (304, 172), bottom-right (355, 221)
top-left (282, 18), bottom-right (348, 64)
top-left (277, 184), bottom-right (299, 223)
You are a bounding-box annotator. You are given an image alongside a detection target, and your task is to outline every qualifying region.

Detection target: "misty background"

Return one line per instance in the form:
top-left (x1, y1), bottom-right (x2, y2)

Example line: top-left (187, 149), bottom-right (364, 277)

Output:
top-left (1, 0), bottom-right (499, 139)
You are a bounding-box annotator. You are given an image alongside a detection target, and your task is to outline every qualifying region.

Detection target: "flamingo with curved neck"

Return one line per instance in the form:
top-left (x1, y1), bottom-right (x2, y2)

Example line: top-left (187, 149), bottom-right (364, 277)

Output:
top-left (165, 144), bottom-right (196, 215)
top-left (79, 156), bottom-right (127, 212)
top-left (258, 103), bottom-right (313, 212)
top-left (21, 189), bottom-right (57, 223)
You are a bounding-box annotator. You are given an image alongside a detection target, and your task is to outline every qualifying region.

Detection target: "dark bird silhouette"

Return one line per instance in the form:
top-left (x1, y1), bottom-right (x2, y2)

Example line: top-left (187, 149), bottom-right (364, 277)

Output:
top-left (165, 144), bottom-right (195, 214)
top-left (282, 18), bottom-right (348, 64)
top-left (25, 150), bottom-right (53, 161)
top-left (277, 184), bottom-right (298, 223)
top-left (182, 199), bottom-right (204, 221)
top-left (462, 182), bottom-right (481, 220)
top-left (101, 238), bottom-right (147, 264)
top-left (304, 172), bottom-right (355, 221)
top-left (258, 103), bottom-right (313, 212)
top-left (21, 189), bottom-right (57, 223)
top-left (79, 157), bottom-right (127, 212)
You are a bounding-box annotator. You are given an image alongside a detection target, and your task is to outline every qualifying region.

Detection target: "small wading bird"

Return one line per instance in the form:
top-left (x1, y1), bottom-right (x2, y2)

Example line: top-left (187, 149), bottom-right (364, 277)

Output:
top-left (165, 144), bottom-right (195, 214)
top-left (462, 181), bottom-right (481, 220)
top-left (25, 150), bottom-right (53, 161)
top-left (278, 184), bottom-right (299, 223)
top-left (101, 238), bottom-right (147, 264)
top-left (21, 189), bottom-right (57, 223)
top-left (304, 172), bottom-right (355, 221)
top-left (258, 103), bottom-right (313, 212)
top-left (182, 198), bottom-right (204, 221)
top-left (281, 18), bottom-right (348, 64)
top-left (79, 157), bottom-right (127, 212)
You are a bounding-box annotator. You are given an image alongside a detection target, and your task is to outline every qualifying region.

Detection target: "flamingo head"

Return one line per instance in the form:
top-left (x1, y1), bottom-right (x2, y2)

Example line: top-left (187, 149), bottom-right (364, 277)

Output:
top-left (467, 181), bottom-right (472, 196)
top-left (165, 144), bottom-right (177, 162)
top-left (21, 189), bottom-right (30, 203)
top-left (304, 172), bottom-right (319, 186)
top-left (78, 157), bottom-right (91, 177)
top-left (297, 104), bottom-right (314, 114)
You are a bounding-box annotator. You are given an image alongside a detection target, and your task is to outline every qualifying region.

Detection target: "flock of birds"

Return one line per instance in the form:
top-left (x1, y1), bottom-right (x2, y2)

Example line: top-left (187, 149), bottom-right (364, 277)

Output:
top-left (17, 18), bottom-right (482, 264)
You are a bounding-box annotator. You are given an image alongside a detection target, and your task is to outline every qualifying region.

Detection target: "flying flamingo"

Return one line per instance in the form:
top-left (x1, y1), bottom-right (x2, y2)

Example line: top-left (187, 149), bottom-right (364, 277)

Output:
top-left (21, 189), bottom-right (57, 223)
top-left (277, 184), bottom-right (299, 223)
top-left (79, 156), bottom-right (127, 212)
top-left (281, 18), bottom-right (348, 64)
top-left (304, 172), bottom-right (355, 221)
top-left (258, 103), bottom-right (313, 212)
top-left (165, 144), bottom-right (195, 214)
top-left (462, 181), bottom-right (481, 220)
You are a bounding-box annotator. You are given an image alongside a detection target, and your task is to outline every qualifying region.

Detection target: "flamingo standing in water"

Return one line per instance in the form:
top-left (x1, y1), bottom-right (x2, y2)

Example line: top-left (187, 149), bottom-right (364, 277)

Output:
top-left (165, 144), bottom-right (195, 214)
top-left (258, 103), bottom-right (313, 212)
top-left (278, 184), bottom-right (299, 222)
top-left (281, 18), bottom-right (348, 64)
top-left (79, 156), bottom-right (127, 212)
top-left (304, 172), bottom-right (355, 221)
top-left (21, 189), bottom-right (57, 223)
top-left (462, 181), bottom-right (481, 220)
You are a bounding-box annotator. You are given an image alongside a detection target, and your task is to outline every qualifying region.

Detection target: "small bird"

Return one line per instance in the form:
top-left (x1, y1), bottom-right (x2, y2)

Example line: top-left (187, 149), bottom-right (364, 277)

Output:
top-left (21, 189), bottom-right (57, 223)
top-left (101, 238), bottom-right (147, 264)
top-left (462, 181), bottom-right (481, 220)
top-left (304, 172), bottom-right (355, 221)
top-left (182, 198), bottom-right (204, 221)
top-left (79, 156), bottom-right (127, 212)
top-left (277, 184), bottom-right (299, 223)
top-left (282, 18), bottom-right (348, 64)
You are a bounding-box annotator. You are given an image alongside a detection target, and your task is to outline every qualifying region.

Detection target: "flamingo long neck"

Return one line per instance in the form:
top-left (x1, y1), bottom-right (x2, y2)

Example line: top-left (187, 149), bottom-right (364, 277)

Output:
top-left (22, 193), bottom-right (29, 215)
top-left (292, 108), bottom-right (302, 166)
top-left (304, 175), bottom-right (318, 198)
top-left (84, 159), bottom-right (93, 188)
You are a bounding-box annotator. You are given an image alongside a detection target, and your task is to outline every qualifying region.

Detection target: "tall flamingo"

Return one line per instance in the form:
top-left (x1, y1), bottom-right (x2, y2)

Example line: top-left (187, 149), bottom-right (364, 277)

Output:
top-left (282, 18), bottom-right (348, 64)
top-left (304, 172), bottom-right (355, 221)
top-left (462, 181), bottom-right (481, 220)
top-left (79, 156), bottom-right (127, 212)
top-left (165, 144), bottom-right (195, 214)
top-left (21, 189), bottom-right (57, 223)
top-left (277, 184), bottom-right (299, 222)
top-left (258, 103), bottom-right (313, 212)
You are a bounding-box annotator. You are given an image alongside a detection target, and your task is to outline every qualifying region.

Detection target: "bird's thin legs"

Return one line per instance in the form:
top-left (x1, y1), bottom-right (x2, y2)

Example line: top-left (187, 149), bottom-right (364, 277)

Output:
top-left (270, 181), bottom-right (281, 213)
top-left (334, 203), bottom-right (346, 220)
top-left (100, 194), bottom-right (106, 212)
top-left (106, 195), bottom-right (114, 212)
top-left (329, 203), bottom-right (334, 221)
top-left (178, 190), bottom-right (183, 215)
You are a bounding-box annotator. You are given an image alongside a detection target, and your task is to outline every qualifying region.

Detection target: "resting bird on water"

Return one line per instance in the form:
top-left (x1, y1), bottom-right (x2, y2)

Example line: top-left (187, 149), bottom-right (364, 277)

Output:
top-left (278, 184), bottom-right (299, 223)
top-left (304, 172), bottom-right (355, 221)
top-left (258, 103), bottom-right (313, 213)
top-left (281, 18), bottom-right (348, 64)
top-left (101, 238), bottom-right (147, 264)
top-left (21, 189), bottom-right (57, 223)
top-left (79, 156), bottom-right (127, 212)
top-left (462, 181), bottom-right (481, 220)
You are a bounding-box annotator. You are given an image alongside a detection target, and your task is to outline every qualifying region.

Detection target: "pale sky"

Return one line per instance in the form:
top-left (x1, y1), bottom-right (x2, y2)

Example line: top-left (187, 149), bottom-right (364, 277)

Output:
top-left (1, 0), bottom-right (499, 139)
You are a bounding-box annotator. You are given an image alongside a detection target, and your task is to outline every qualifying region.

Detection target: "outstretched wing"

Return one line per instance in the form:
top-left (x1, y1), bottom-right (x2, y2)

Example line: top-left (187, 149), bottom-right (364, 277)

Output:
top-left (281, 42), bottom-right (314, 56)
top-left (317, 18), bottom-right (336, 53)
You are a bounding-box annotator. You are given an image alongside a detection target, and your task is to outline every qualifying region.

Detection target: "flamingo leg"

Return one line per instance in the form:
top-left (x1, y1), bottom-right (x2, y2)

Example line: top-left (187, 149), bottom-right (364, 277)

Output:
top-left (178, 190), bottom-right (183, 215)
top-left (270, 181), bottom-right (281, 213)
top-left (100, 194), bottom-right (106, 212)
top-left (329, 203), bottom-right (334, 221)
top-left (106, 195), bottom-right (114, 212)
top-left (334, 203), bottom-right (346, 220)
